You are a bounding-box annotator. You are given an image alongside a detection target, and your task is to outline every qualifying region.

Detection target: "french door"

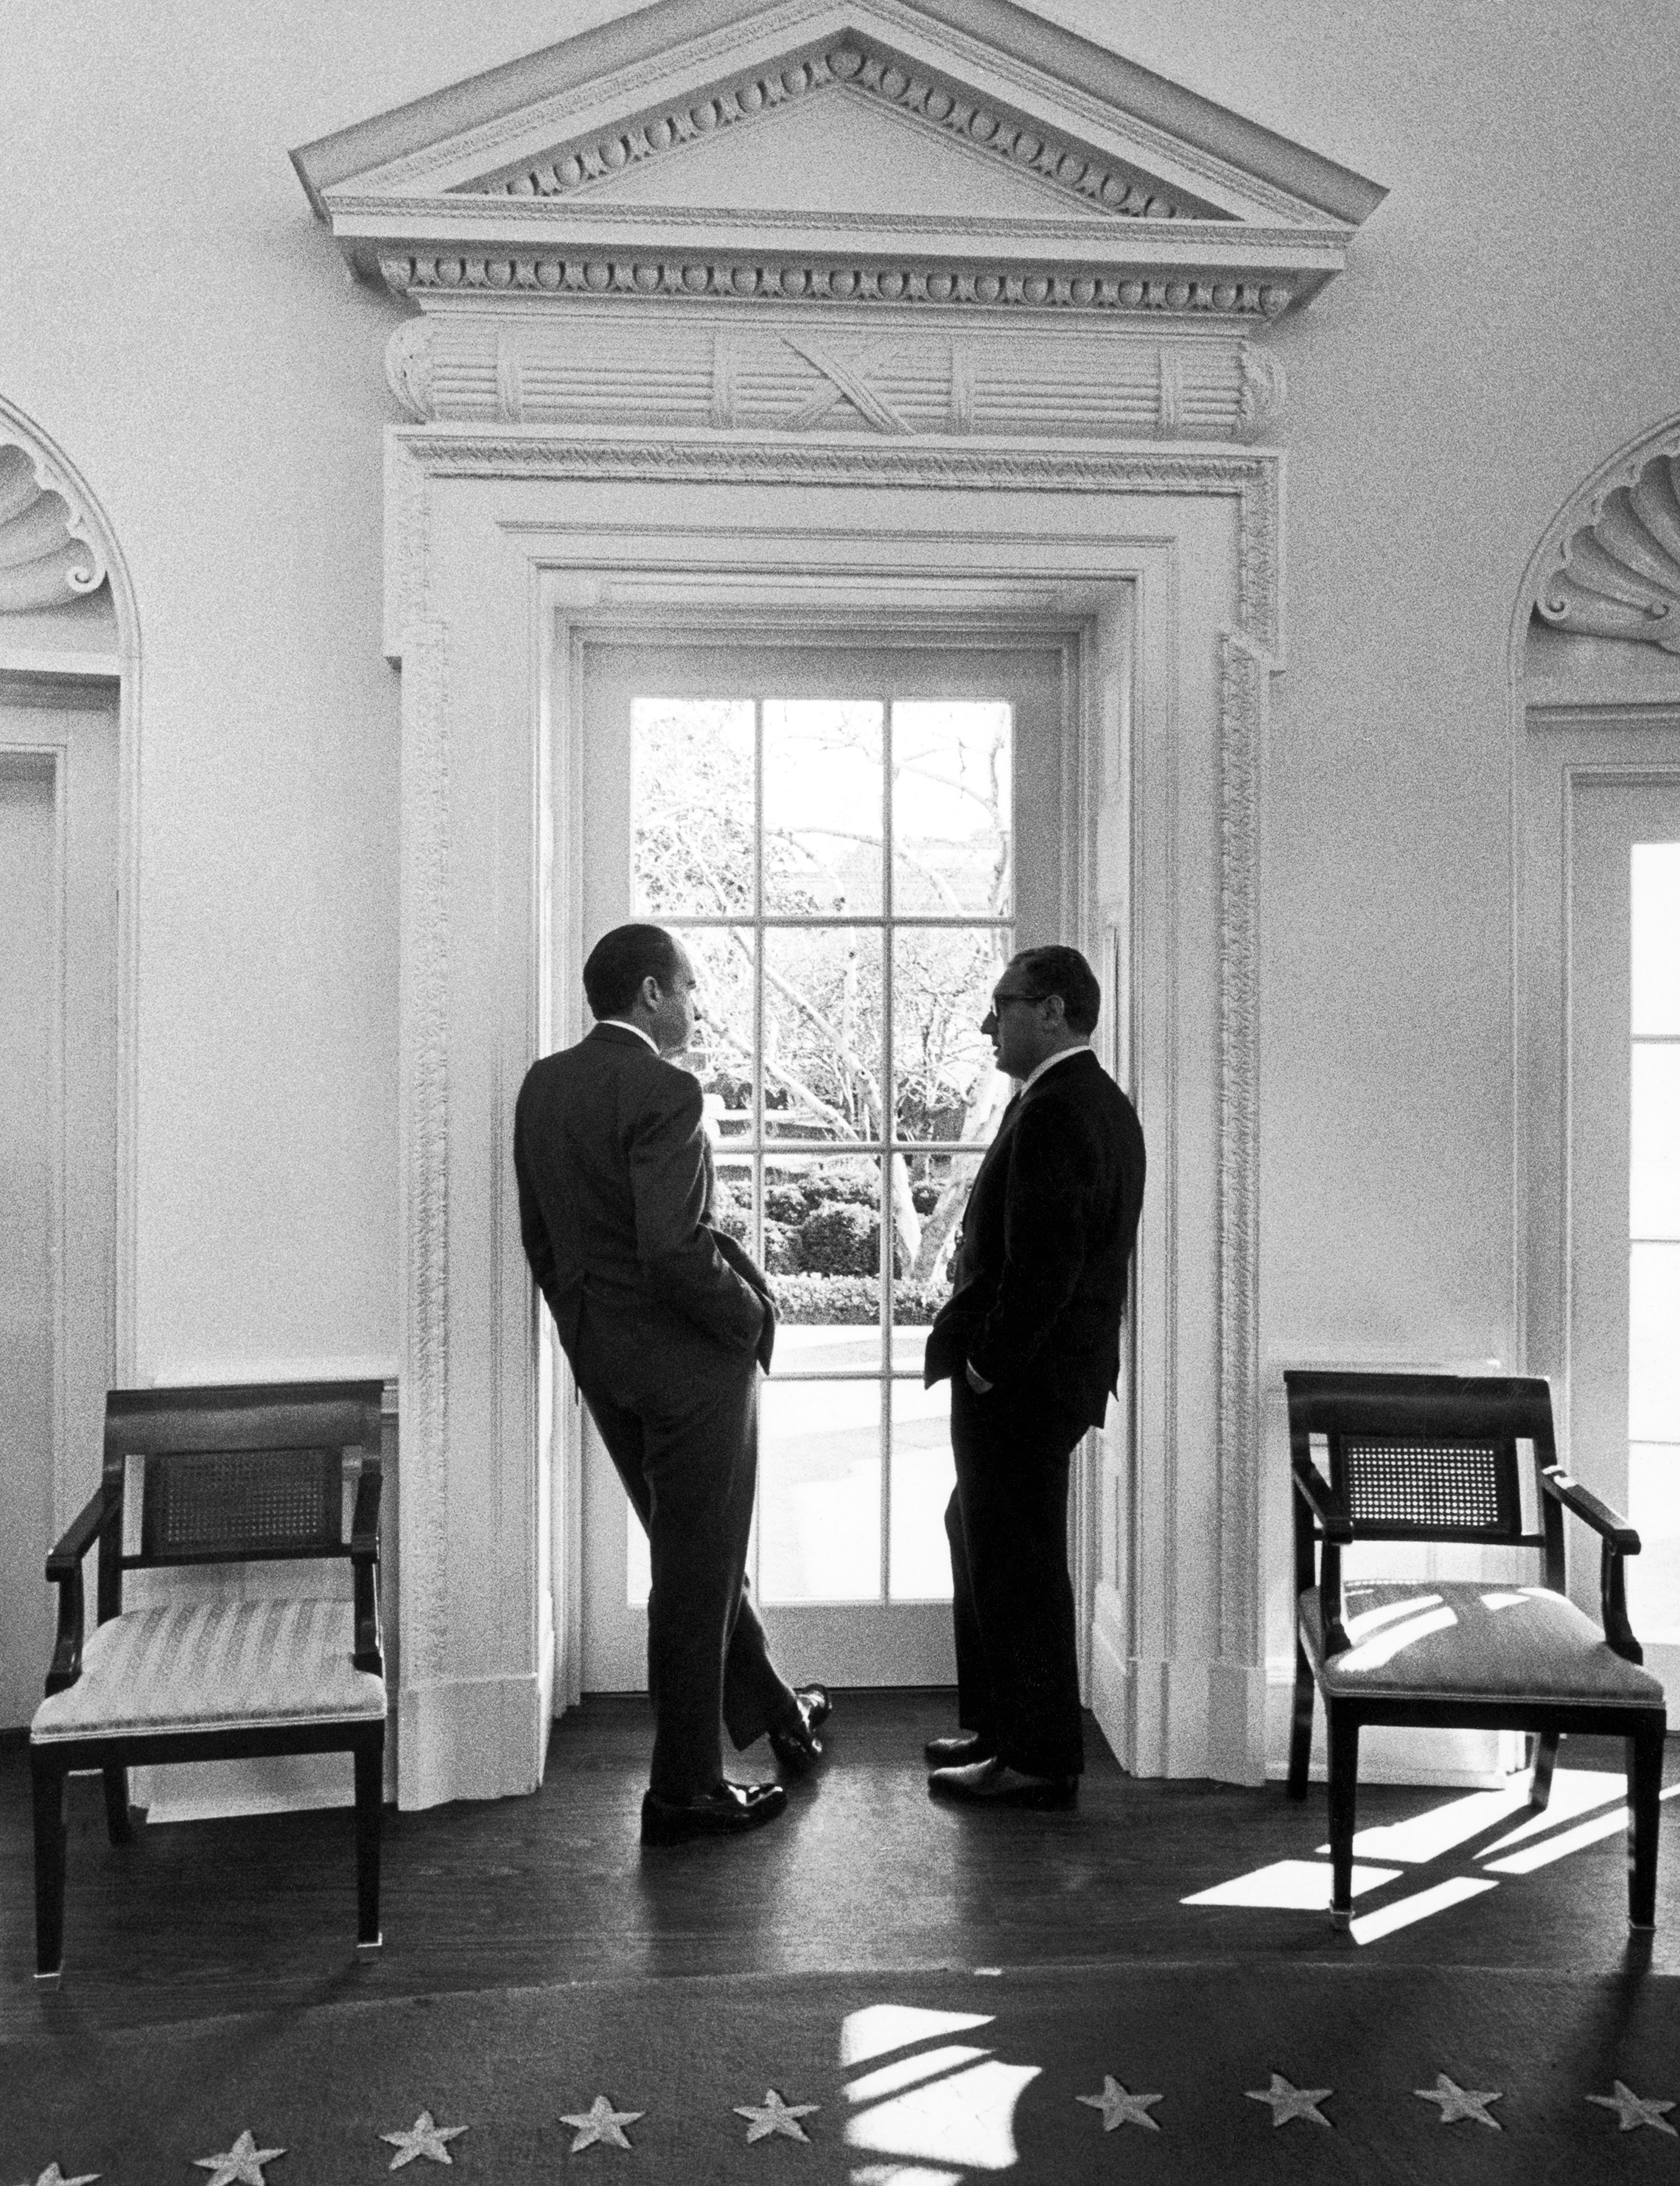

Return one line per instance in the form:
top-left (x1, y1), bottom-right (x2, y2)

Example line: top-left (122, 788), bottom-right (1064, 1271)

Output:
top-left (1568, 782), bottom-right (1680, 1698)
top-left (570, 638), bottom-right (1068, 1687)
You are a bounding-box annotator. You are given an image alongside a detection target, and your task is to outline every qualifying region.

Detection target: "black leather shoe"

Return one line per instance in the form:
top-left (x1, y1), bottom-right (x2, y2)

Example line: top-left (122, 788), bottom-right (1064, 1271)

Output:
top-left (928, 1757), bottom-right (1078, 1810)
top-left (640, 1780), bottom-right (788, 1845)
top-left (769, 1685), bottom-right (832, 1776)
top-left (924, 1732), bottom-right (997, 1766)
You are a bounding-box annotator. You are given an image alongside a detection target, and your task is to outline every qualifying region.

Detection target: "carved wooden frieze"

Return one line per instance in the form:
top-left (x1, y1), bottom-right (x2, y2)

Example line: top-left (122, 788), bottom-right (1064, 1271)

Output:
top-left (1534, 443), bottom-right (1680, 651)
top-left (0, 436), bottom-right (109, 612)
top-left (384, 309), bottom-right (1287, 442)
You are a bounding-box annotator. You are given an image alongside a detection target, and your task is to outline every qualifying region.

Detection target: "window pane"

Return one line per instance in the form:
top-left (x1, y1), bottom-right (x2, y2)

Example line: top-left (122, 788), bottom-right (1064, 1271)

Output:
top-left (1631, 1042), bottom-right (1680, 1241)
top-left (764, 926), bottom-right (884, 1140)
top-left (673, 925), bottom-right (755, 1140)
top-left (1630, 1240), bottom-right (1680, 1442)
top-left (765, 1154), bottom-right (885, 1375)
top-left (759, 1379), bottom-right (881, 1603)
top-left (707, 1155), bottom-right (756, 1263)
top-left (631, 698), bottom-right (755, 917)
top-left (891, 1150), bottom-right (985, 1374)
top-left (763, 699), bottom-right (883, 917)
top-left (1631, 842), bottom-right (1680, 1036)
top-left (890, 1382), bottom-right (955, 1601)
top-left (1627, 1442), bottom-right (1680, 1644)
top-left (892, 700), bottom-right (1012, 916)
top-left (892, 927), bottom-right (1012, 1142)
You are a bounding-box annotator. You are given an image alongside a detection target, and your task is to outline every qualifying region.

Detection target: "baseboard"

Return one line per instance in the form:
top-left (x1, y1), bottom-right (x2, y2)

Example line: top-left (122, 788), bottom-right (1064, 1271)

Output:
top-left (398, 1670), bottom-right (547, 1809)
top-left (1090, 1588), bottom-right (1267, 1781)
top-left (1262, 1666), bottom-right (1527, 1787)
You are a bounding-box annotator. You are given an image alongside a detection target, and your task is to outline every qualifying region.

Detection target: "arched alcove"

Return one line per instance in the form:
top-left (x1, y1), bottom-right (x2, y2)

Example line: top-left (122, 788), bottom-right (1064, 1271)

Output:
top-left (0, 399), bottom-right (139, 1659)
top-left (1514, 411), bottom-right (1680, 1696)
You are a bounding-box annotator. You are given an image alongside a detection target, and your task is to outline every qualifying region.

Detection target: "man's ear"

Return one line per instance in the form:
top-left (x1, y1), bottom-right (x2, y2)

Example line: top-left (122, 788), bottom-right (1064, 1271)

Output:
top-left (639, 971), bottom-right (663, 1010)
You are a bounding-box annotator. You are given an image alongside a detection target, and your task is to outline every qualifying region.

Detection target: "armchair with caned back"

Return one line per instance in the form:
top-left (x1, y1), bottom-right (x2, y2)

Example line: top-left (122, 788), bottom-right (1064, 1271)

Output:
top-left (1285, 1369), bottom-right (1667, 1932)
top-left (28, 1380), bottom-right (388, 1982)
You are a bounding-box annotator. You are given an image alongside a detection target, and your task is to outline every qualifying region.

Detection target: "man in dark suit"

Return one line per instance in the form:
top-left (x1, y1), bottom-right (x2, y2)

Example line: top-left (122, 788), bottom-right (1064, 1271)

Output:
top-left (514, 923), bottom-right (830, 1845)
top-left (923, 944), bottom-right (1145, 1809)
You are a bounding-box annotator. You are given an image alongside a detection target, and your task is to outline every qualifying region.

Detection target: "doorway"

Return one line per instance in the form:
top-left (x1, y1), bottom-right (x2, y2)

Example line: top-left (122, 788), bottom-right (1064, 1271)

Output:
top-left (568, 637), bottom-right (1071, 1689)
top-left (1565, 781), bottom-right (1680, 1697)
top-left (0, 678), bottom-right (119, 1728)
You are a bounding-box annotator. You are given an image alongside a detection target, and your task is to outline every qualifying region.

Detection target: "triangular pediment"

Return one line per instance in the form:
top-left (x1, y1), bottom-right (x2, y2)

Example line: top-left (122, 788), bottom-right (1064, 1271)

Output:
top-left (293, 0), bottom-right (1383, 320)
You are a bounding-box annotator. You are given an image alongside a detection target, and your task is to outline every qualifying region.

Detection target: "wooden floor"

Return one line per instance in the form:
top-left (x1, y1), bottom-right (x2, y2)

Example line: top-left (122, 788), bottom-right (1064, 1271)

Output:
top-left (3, 1692), bottom-right (1676, 2038)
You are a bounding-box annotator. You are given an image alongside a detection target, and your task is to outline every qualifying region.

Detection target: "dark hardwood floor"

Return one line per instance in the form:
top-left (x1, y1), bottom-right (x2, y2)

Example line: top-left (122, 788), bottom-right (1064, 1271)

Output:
top-left (3, 1692), bottom-right (1676, 2039)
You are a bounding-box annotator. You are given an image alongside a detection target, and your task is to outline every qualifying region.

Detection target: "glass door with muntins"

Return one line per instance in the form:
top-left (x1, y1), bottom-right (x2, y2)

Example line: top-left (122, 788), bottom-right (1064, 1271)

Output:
top-left (575, 640), bottom-right (1067, 1687)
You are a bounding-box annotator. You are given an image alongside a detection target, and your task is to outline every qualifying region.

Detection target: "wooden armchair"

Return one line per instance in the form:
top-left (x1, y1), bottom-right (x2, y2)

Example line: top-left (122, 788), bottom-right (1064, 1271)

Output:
top-left (1285, 1369), bottom-right (1667, 1931)
top-left (29, 1380), bottom-right (388, 1983)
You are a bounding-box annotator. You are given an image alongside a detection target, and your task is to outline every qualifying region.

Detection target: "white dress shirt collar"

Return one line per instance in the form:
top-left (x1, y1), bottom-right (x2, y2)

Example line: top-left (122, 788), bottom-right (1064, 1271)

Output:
top-left (1021, 1041), bottom-right (1091, 1092)
top-left (599, 1017), bottom-right (659, 1054)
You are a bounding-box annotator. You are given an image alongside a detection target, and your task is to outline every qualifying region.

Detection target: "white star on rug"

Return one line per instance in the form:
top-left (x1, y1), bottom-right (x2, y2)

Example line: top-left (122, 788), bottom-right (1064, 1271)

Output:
top-left (192, 2131), bottom-right (286, 2186)
top-left (559, 2097), bottom-right (645, 2153)
top-left (733, 2090), bottom-right (819, 2144)
top-left (379, 2112), bottom-right (469, 2169)
top-left (1586, 2081), bottom-right (1679, 2135)
top-left (25, 2167), bottom-right (99, 2185)
top-left (1415, 2074), bottom-right (1502, 2128)
top-left (1245, 2072), bottom-right (1333, 2128)
top-left (1077, 2077), bottom-right (1162, 2131)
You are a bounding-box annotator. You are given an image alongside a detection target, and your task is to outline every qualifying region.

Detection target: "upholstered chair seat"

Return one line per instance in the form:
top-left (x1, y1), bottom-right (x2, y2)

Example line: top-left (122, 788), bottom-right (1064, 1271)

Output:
top-left (1299, 1580), bottom-right (1667, 1708)
top-left (31, 1599), bottom-right (386, 1743)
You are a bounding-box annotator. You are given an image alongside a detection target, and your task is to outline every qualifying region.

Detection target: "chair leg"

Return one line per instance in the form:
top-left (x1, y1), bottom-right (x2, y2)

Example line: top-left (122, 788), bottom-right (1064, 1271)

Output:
top-left (1326, 1709), bottom-right (1359, 1932)
top-left (354, 1736), bottom-right (383, 1955)
top-left (1287, 1637), bottom-right (1315, 1798)
top-left (30, 1750), bottom-right (69, 1983)
top-left (1529, 1732), bottom-right (1559, 1812)
top-left (102, 1765), bottom-right (134, 1845)
top-left (1625, 1718), bottom-right (1664, 1933)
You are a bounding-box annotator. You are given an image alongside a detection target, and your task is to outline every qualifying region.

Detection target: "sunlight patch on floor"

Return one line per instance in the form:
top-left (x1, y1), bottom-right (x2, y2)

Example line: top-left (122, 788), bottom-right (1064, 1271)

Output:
top-left (1181, 1859), bottom-right (1401, 1909)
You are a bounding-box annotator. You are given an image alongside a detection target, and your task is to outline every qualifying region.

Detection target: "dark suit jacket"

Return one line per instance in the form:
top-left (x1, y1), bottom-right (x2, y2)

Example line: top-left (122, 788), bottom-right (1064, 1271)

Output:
top-left (514, 1024), bottom-right (774, 1375)
top-left (923, 1047), bottom-right (1145, 1429)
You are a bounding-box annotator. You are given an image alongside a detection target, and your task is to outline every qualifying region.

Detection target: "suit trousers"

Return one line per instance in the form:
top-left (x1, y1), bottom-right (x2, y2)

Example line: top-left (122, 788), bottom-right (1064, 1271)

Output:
top-left (945, 1376), bottom-right (1088, 1778)
top-left (569, 1302), bottom-right (794, 1801)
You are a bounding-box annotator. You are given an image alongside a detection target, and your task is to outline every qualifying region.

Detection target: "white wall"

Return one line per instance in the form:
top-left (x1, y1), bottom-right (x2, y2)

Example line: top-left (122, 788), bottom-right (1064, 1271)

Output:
top-left (4, 0), bottom-right (1674, 1676)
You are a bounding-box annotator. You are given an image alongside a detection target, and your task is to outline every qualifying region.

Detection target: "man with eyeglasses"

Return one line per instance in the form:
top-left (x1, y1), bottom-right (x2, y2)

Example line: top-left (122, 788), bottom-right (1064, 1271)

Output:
top-left (923, 944), bottom-right (1146, 1808)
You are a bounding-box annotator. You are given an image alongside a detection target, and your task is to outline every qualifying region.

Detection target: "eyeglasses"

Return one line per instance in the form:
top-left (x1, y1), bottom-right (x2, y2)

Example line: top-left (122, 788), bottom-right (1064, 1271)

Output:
top-left (988, 989), bottom-right (1040, 1010)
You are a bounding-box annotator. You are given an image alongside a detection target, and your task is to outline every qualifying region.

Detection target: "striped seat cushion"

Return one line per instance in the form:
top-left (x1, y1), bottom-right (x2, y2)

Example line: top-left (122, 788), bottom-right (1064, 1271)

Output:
top-left (29, 1599), bottom-right (387, 1742)
top-left (1300, 1580), bottom-right (1665, 1707)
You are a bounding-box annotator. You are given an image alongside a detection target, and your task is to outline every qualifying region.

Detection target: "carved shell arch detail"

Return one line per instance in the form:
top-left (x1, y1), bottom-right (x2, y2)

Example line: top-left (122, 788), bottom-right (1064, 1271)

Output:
top-left (0, 435), bottom-right (110, 614)
top-left (477, 38), bottom-right (1222, 223)
top-left (1533, 441), bottom-right (1680, 652)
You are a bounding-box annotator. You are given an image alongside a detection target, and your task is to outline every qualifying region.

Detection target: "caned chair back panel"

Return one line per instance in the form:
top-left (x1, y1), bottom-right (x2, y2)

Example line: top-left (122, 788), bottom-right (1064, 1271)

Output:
top-left (102, 1382), bottom-right (384, 1571)
top-left (1284, 1371), bottom-right (1559, 1548)
top-left (138, 1445), bottom-right (343, 1562)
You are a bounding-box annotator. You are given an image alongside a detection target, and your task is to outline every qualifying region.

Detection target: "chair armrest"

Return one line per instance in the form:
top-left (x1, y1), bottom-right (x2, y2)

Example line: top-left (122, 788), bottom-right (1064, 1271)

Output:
top-left (1291, 1459), bottom-right (1353, 1656)
top-left (348, 1462), bottom-right (382, 1560)
top-left (1541, 1466), bottom-right (1639, 1550)
top-left (1291, 1459), bottom-right (1353, 1543)
top-left (348, 1463), bottom-right (383, 1675)
top-left (46, 1487), bottom-right (107, 1577)
top-left (43, 1487), bottom-right (106, 1694)
top-left (1542, 1466), bottom-right (1645, 1663)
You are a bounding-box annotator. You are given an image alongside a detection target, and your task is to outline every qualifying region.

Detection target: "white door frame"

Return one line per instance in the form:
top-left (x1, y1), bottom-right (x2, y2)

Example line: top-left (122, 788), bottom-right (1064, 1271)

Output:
top-left (387, 430), bottom-right (1275, 1807)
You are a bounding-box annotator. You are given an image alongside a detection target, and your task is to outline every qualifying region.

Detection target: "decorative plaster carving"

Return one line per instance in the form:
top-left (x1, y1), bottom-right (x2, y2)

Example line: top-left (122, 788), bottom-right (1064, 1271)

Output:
top-left (1534, 439), bottom-right (1680, 650)
top-left (385, 318), bottom-right (434, 423)
top-left (379, 251), bottom-right (1292, 319)
top-left (0, 436), bottom-right (110, 612)
top-left (1236, 341), bottom-right (1287, 436)
top-left (402, 615), bottom-right (452, 1685)
top-left (1217, 630), bottom-right (1267, 1666)
top-left (483, 38), bottom-right (1215, 223)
